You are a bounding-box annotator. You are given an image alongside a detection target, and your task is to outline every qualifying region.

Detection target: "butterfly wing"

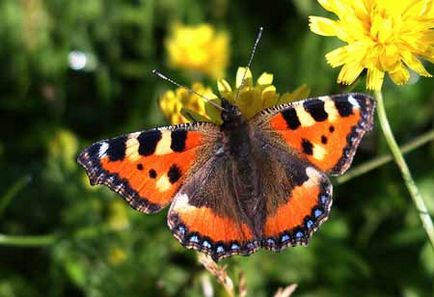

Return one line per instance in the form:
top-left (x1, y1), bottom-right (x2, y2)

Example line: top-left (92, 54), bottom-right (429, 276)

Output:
top-left (167, 152), bottom-right (260, 261)
top-left (257, 142), bottom-right (333, 251)
top-left (77, 122), bottom-right (219, 213)
top-left (250, 93), bottom-right (375, 251)
top-left (254, 93), bottom-right (375, 175)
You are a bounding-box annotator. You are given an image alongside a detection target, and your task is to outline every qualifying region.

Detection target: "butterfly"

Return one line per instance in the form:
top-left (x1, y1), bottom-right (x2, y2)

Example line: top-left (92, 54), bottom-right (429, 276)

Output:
top-left (77, 93), bottom-right (375, 261)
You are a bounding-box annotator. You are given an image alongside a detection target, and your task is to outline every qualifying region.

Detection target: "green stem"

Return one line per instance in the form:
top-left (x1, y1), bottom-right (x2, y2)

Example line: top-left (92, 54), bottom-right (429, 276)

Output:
top-left (336, 129), bottom-right (434, 184)
top-left (0, 175), bottom-right (32, 216)
top-left (375, 90), bottom-right (434, 250)
top-left (0, 224), bottom-right (114, 247)
top-left (0, 233), bottom-right (57, 246)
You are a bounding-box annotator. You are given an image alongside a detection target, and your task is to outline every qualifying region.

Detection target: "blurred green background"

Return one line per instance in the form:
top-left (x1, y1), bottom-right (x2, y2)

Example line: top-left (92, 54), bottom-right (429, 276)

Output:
top-left (0, 1), bottom-right (433, 296)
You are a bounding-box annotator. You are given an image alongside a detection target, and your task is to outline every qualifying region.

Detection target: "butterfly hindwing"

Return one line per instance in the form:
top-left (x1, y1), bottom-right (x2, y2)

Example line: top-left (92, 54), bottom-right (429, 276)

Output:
top-left (261, 164), bottom-right (332, 250)
top-left (77, 122), bottom-right (218, 213)
top-left (255, 141), bottom-right (333, 252)
top-left (255, 93), bottom-right (375, 175)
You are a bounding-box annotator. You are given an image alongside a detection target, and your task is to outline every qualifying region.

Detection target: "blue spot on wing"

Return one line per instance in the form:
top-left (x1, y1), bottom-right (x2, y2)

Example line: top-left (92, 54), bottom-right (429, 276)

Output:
top-left (314, 208), bottom-right (323, 218)
top-left (189, 235), bottom-right (199, 243)
top-left (281, 235), bottom-right (290, 242)
top-left (306, 219), bottom-right (314, 229)
top-left (295, 230), bottom-right (304, 239)
top-left (231, 243), bottom-right (240, 250)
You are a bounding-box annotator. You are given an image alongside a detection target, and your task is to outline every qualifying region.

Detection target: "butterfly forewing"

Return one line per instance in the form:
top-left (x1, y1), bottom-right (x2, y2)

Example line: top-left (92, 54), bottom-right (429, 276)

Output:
top-left (254, 93), bottom-right (375, 175)
top-left (77, 122), bottom-right (219, 213)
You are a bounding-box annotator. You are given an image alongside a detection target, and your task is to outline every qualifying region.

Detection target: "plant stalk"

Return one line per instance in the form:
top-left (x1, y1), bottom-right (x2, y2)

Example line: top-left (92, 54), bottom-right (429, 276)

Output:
top-left (0, 233), bottom-right (56, 246)
top-left (375, 90), bottom-right (434, 250)
top-left (336, 129), bottom-right (434, 184)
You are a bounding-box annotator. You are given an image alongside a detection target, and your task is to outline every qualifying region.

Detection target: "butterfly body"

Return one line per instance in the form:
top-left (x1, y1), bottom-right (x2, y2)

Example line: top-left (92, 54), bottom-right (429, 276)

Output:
top-left (78, 93), bottom-right (375, 260)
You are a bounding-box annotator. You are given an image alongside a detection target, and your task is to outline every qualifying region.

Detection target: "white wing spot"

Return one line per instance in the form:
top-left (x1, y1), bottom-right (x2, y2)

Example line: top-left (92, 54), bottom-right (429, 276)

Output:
top-left (125, 136), bottom-right (141, 161)
top-left (172, 192), bottom-right (197, 213)
top-left (296, 106), bottom-right (316, 127)
top-left (348, 95), bottom-right (360, 109)
top-left (313, 143), bottom-right (327, 160)
top-left (305, 166), bottom-right (321, 186)
top-left (155, 130), bottom-right (174, 155)
top-left (156, 174), bottom-right (172, 192)
top-left (98, 142), bottom-right (109, 157)
top-left (322, 97), bottom-right (339, 122)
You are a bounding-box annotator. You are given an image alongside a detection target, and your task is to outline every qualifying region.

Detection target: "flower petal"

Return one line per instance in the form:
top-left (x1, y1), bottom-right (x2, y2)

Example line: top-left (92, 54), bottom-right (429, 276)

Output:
top-left (388, 64), bottom-right (410, 85)
top-left (217, 79), bottom-right (232, 93)
top-left (402, 51), bottom-right (432, 77)
top-left (325, 46), bottom-right (348, 67)
top-left (367, 67), bottom-right (385, 91)
top-left (262, 85), bottom-right (278, 108)
top-left (257, 72), bottom-right (274, 85)
top-left (309, 16), bottom-right (340, 36)
top-left (379, 44), bottom-right (400, 71)
top-left (236, 67), bottom-right (253, 88)
top-left (317, 0), bottom-right (346, 14)
top-left (337, 62), bottom-right (364, 85)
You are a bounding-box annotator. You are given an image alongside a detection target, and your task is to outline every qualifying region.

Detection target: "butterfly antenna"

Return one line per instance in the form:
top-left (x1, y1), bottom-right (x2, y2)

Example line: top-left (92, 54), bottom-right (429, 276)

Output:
top-left (234, 27), bottom-right (264, 102)
top-left (152, 69), bottom-right (225, 111)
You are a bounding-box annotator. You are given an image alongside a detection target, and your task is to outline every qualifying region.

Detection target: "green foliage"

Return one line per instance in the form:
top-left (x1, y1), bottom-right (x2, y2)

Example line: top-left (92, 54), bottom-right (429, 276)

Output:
top-left (0, 1), bottom-right (433, 296)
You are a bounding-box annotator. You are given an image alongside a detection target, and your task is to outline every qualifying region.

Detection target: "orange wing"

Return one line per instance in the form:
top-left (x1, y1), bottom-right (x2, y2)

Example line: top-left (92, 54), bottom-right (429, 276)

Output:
top-left (255, 93), bottom-right (375, 175)
top-left (168, 197), bottom-right (259, 261)
top-left (261, 165), bottom-right (332, 251)
top-left (77, 122), bottom-right (218, 213)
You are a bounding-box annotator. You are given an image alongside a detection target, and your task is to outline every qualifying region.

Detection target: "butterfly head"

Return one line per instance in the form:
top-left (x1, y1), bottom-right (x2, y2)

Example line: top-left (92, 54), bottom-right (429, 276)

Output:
top-left (220, 98), bottom-right (246, 130)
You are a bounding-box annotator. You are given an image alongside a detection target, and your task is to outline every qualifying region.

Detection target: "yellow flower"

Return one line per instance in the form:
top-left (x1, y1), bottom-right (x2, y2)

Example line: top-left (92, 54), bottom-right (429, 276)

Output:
top-left (166, 23), bottom-right (229, 79)
top-left (309, 0), bottom-right (434, 90)
top-left (218, 67), bottom-right (310, 118)
top-left (159, 82), bottom-right (218, 124)
top-left (159, 67), bottom-right (310, 124)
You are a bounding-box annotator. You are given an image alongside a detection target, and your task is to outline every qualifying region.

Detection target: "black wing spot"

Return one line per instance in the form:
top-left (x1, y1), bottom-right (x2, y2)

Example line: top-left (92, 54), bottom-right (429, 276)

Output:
top-left (304, 99), bottom-right (328, 121)
top-left (335, 100), bottom-right (353, 117)
top-left (107, 136), bottom-right (128, 161)
top-left (149, 169), bottom-right (157, 179)
top-left (329, 125), bottom-right (335, 133)
top-left (171, 130), bottom-right (187, 152)
top-left (301, 139), bottom-right (313, 155)
top-left (138, 130), bottom-right (162, 156)
top-left (321, 135), bottom-right (328, 144)
top-left (168, 164), bottom-right (182, 184)
top-left (137, 164), bottom-right (144, 170)
top-left (87, 143), bottom-right (102, 159)
top-left (281, 108), bottom-right (301, 130)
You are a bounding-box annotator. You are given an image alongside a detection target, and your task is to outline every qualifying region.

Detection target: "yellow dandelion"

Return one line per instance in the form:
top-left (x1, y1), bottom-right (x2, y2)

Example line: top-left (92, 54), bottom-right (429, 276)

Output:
top-left (159, 67), bottom-right (310, 124)
top-left (218, 67), bottom-right (310, 118)
top-left (166, 23), bottom-right (229, 79)
top-left (159, 82), bottom-right (218, 124)
top-left (309, 0), bottom-right (434, 90)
